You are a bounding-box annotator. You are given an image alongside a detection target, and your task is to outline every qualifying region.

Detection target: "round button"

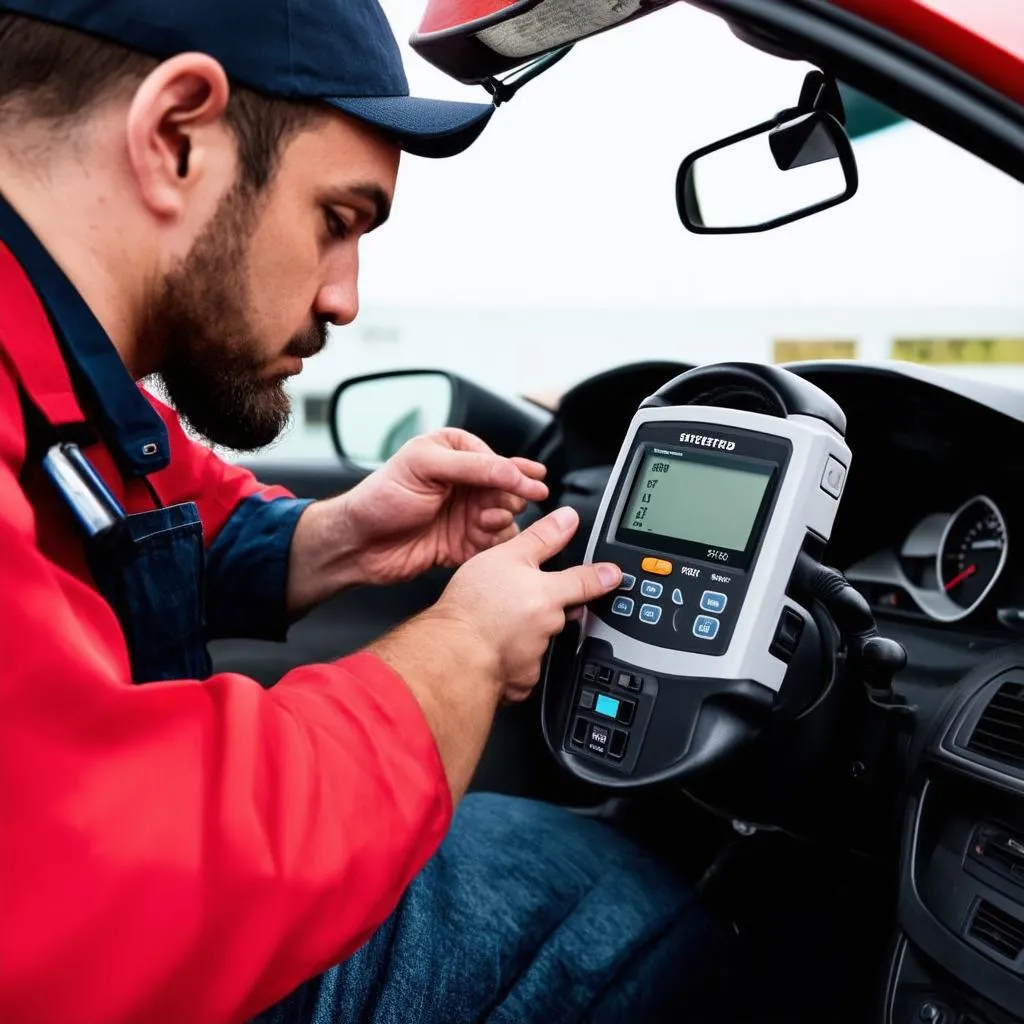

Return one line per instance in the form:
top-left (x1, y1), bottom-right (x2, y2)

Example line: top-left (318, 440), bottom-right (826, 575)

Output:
top-left (672, 609), bottom-right (687, 633)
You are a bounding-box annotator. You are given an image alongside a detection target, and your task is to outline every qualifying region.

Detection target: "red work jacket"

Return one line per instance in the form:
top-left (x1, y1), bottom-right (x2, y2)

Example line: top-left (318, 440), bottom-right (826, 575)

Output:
top-left (0, 200), bottom-right (450, 1023)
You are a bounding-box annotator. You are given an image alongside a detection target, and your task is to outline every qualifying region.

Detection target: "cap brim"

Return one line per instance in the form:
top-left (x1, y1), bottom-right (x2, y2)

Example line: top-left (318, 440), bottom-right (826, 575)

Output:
top-left (325, 95), bottom-right (494, 158)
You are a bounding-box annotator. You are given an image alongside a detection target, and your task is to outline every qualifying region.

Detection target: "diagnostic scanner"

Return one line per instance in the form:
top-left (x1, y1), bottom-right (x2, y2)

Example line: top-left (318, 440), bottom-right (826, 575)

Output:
top-left (541, 363), bottom-right (852, 787)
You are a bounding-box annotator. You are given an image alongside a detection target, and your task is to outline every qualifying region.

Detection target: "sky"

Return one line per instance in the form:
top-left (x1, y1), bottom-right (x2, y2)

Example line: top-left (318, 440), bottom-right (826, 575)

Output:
top-left (352, 0), bottom-right (1024, 311)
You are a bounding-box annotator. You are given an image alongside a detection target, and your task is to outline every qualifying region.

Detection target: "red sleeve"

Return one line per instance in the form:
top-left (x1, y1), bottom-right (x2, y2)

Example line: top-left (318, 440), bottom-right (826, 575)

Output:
top-left (0, 361), bottom-right (453, 1024)
top-left (143, 390), bottom-right (294, 542)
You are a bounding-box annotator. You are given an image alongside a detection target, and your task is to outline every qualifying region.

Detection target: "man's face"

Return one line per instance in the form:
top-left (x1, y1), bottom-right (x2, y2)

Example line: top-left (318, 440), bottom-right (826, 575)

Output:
top-left (150, 113), bottom-right (399, 451)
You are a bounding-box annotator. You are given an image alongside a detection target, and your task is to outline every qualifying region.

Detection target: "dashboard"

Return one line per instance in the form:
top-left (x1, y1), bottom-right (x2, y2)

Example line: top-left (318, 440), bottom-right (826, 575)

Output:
top-left (548, 359), bottom-right (1024, 647)
top-left (540, 359), bottom-right (1024, 1013)
top-left (797, 362), bottom-right (1024, 641)
top-left (844, 494), bottom-right (1013, 626)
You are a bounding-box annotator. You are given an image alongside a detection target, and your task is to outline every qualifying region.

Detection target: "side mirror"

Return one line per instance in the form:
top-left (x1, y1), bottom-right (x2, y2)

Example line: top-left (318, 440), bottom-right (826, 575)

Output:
top-left (677, 72), bottom-right (859, 234)
top-left (330, 371), bottom-right (454, 469)
top-left (329, 369), bottom-right (551, 471)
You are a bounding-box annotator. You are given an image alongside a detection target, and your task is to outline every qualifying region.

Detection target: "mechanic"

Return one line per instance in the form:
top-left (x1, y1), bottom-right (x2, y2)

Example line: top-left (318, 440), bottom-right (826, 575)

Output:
top-left (0, 1), bottom-right (719, 1022)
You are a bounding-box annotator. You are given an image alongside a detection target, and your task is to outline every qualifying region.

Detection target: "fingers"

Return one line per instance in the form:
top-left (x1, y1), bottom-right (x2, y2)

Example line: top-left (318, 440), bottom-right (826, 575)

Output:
top-left (510, 508), bottom-right (622, 599)
top-left (412, 439), bottom-right (549, 504)
top-left (478, 490), bottom-right (529, 517)
top-left (551, 560), bottom-right (622, 609)
top-left (458, 513), bottom-right (518, 558)
top-left (511, 506), bottom-right (581, 566)
top-left (435, 427), bottom-right (494, 455)
top-left (487, 523), bottom-right (520, 546)
top-left (435, 431), bottom-right (546, 487)
top-left (472, 488), bottom-right (528, 534)
top-left (509, 456), bottom-right (547, 483)
top-left (477, 507), bottom-right (516, 532)
top-left (490, 456), bottom-right (548, 502)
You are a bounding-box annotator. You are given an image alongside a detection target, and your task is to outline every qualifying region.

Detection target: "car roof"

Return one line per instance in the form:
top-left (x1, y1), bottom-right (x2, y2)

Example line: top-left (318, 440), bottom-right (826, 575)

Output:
top-left (832, 0), bottom-right (1024, 104)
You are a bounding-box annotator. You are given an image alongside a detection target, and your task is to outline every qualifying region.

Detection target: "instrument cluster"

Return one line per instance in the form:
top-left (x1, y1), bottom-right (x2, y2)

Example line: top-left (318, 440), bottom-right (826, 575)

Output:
top-left (845, 494), bottom-right (1011, 625)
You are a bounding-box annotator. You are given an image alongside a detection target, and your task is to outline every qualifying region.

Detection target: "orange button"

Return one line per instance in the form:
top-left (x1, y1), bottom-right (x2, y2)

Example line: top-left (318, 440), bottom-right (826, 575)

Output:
top-left (641, 557), bottom-right (673, 576)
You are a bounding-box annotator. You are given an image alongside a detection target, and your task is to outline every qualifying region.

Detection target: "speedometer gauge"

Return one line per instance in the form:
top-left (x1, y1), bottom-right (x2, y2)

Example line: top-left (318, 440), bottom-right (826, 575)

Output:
top-left (938, 495), bottom-right (1008, 616)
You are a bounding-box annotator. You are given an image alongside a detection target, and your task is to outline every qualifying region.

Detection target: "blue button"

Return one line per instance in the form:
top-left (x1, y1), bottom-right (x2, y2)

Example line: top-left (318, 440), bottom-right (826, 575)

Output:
top-left (700, 591), bottom-right (728, 614)
top-left (639, 604), bottom-right (662, 625)
top-left (611, 596), bottom-right (635, 617)
top-left (671, 588), bottom-right (684, 606)
top-left (595, 693), bottom-right (621, 719)
top-left (693, 615), bottom-right (720, 640)
top-left (640, 580), bottom-right (663, 599)
top-left (618, 573), bottom-right (636, 592)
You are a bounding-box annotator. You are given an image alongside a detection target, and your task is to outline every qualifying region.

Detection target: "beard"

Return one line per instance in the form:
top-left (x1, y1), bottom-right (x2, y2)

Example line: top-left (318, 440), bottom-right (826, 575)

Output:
top-left (144, 181), bottom-right (328, 451)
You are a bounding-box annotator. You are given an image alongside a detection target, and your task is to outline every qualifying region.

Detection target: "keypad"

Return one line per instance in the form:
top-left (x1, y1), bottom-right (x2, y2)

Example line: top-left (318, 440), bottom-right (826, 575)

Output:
top-left (572, 660), bottom-right (644, 768)
top-left (699, 591), bottom-right (728, 614)
top-left (596, 550), bottom-right (741, 655)
top-left (616, 672), bottom-right (642, 693)
top-left (608, 729), bottom-right (628, 760)
top-left (639, 604), bottom-right (662, 625)
top-left (641, 557), bottom-right (672, 576)
top-left (587, 722), bottom-right (610, 756)
top-left (693, 615), bottom-right (720, 640)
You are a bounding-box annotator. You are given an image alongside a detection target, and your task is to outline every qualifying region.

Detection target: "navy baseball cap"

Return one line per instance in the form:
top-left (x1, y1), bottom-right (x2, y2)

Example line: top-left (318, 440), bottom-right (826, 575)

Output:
top-left (0, 0), bottom-right (494, 158)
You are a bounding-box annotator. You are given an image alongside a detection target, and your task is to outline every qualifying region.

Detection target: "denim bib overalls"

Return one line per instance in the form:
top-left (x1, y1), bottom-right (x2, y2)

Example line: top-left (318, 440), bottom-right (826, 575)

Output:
top-left (1, 193), bottom-right (212, 683)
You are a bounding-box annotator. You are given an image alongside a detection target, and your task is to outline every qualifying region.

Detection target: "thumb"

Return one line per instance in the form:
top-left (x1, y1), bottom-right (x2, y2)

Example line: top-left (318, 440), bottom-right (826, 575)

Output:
top-left (512, 506), bottom-right (580, 566)
top-left (553, 561), bottom-right (623, 610)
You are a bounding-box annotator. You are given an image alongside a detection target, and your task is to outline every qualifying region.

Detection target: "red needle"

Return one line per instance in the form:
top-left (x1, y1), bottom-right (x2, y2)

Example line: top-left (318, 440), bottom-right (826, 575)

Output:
top-left (945, 564), bottom-right (978, 592)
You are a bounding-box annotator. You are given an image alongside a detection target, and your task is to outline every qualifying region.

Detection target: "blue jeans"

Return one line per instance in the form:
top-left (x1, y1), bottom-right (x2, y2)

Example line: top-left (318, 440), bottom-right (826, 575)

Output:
top-left (253, 793), bottom-right (719, 1023)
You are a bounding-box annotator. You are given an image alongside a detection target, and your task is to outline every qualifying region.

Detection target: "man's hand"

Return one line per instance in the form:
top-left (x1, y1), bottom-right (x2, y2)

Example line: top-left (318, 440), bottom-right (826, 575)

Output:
top-left (370, 507), bottom-right (622, 799)
top-left (339, 428), bottom-right (549, 582)
top-left (287, 429), bottom-right (550, 614)
top-left (430, 506), bottom-right (621, 703)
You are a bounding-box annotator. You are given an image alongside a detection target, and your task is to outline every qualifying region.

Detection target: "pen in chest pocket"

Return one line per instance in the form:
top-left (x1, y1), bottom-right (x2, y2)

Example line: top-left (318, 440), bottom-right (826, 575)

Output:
top-left (42, 442), bottom-right (126, 537)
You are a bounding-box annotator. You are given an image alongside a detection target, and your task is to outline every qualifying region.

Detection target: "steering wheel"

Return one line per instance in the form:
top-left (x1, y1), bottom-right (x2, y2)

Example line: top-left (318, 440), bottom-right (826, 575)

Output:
top-left (535, 362), bottom-right (910, 831)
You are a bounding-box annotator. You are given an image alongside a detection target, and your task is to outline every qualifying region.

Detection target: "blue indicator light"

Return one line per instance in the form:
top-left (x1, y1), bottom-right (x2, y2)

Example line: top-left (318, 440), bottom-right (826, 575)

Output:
top-left (595, 694), bottom-right (621, 719)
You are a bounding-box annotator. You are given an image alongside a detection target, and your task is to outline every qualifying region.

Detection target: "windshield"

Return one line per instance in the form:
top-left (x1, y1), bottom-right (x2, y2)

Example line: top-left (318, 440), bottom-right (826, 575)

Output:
top-left (251, 0), bottom-right (1024, 462)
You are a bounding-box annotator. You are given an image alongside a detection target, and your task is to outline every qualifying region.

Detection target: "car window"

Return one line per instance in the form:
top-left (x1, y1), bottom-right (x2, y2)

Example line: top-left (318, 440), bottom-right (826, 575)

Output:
top-left (240, 0), bottom-right (1024, 464)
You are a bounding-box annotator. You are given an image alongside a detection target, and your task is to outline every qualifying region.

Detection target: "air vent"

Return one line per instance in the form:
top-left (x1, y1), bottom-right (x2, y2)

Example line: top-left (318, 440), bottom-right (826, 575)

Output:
top-left (966, 682), bottom-right (1024, 770)
top-left (972, 825), bottom-right (1024, 887)
top-left (967, 900), bottom-right (1024, 961)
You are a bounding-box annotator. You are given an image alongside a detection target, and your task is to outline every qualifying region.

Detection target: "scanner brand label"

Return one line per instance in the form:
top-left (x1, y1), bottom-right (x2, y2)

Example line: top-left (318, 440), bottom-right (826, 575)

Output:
top-left (678, 432), bottom-right (736, 451)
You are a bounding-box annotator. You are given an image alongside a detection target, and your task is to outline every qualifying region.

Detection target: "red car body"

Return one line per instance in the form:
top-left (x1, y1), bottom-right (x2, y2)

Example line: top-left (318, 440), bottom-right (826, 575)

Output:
top-left (415, 0), bottom-right (1024, 107)
top-left (834, 0), bottom-right (1024, 104)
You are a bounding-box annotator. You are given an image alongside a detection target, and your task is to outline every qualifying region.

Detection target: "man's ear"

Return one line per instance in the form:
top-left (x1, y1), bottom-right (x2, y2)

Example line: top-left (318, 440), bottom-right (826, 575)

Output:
top-left (125, 53), bottom-right (232, 220)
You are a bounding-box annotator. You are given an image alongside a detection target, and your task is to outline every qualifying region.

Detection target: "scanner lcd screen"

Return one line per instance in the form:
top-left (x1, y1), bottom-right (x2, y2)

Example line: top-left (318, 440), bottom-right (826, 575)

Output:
top-left (617, 448), bottom-right (774, 558)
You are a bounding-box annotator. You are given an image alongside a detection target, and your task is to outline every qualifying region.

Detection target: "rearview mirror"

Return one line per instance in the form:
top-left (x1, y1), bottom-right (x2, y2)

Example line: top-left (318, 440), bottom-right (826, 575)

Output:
top-left (331, 372), bottom-right (453, 469)
top-left (677, 110), bottom-right (857, 233)
top-left (411, 0), bottom-right (673, 83)
top-left (677, 72), bottom-right (858, 234)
